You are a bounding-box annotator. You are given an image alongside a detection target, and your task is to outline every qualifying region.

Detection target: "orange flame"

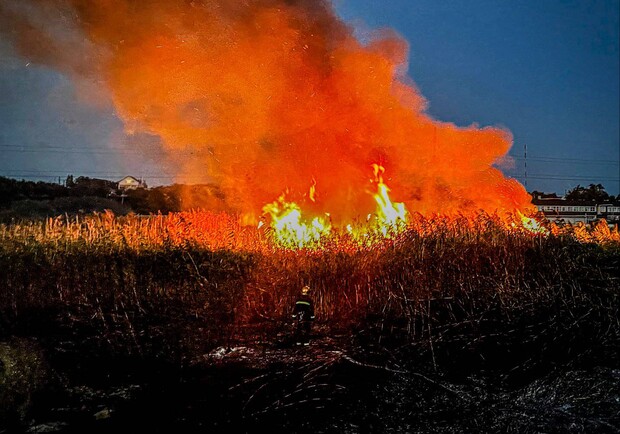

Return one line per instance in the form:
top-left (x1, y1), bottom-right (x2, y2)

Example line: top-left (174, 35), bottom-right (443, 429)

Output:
top-left (262, 193), bottom-right (331, 248)
top-left (370, 163), bottom-right (407, 236)
top-left (263, 164), bottom-right (411, 247)
top-left (514, 210), bottom-right (549, 235)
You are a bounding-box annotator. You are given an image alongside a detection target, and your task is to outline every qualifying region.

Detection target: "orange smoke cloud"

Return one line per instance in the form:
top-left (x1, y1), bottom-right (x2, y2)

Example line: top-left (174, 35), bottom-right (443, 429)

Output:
top-left (1, 0), bottom-right (533, 222)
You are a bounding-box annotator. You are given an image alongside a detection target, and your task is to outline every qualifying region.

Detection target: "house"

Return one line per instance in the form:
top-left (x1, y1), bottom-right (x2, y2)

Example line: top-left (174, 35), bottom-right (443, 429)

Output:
top-left (117, 176), bottom-right (147, 191)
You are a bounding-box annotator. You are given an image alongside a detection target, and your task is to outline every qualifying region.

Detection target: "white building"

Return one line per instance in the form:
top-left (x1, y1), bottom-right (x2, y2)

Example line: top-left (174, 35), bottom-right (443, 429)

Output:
top-left (117, 176), bottom-right (147, 191)
top-left (532, 196), bottom-right (620, 225)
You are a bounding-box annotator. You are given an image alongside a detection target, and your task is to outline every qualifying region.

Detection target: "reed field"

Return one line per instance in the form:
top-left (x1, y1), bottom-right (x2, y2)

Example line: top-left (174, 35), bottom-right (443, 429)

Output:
top-left (1, 211), bottom-right (618, 353)
top-left (1, 211), bottom-right (618, 431)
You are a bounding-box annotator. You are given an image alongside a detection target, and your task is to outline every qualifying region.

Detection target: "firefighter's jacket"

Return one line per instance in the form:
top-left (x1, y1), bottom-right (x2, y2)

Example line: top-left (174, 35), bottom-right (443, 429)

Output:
top-left (293, 295), bottom-right (315, 320)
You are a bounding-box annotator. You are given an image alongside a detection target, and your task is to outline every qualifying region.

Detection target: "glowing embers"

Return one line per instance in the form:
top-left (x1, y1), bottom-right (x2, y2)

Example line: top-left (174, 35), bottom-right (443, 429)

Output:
top-left (262, 164), bottom-right (408, 248)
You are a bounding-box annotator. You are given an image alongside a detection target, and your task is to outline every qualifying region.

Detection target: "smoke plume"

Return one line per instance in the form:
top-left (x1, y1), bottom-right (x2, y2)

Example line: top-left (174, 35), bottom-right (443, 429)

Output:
top-left (0, 0), bottom-right (532, 222)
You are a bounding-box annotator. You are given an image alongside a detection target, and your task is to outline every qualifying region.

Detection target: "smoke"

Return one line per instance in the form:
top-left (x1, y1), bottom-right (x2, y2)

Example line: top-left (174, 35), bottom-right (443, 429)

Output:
top-left (0, 0), bottom-right (532, 221)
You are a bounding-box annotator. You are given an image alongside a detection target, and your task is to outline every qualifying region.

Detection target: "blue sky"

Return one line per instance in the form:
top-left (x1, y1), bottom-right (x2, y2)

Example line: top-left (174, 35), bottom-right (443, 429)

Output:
top-left (334, 0), bottom-right (620, 195)
top-left (0, 0), bottom-right (618, 195)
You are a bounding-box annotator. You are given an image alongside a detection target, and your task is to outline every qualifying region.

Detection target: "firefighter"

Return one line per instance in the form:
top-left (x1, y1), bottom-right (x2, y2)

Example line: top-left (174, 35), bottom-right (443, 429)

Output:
top-left (292, 285), bottom-right (315, 345)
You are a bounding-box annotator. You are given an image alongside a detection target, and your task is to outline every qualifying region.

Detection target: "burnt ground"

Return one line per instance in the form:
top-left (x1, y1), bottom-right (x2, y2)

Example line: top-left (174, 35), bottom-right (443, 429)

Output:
top-left (3, 323), bottom-right (618, 434)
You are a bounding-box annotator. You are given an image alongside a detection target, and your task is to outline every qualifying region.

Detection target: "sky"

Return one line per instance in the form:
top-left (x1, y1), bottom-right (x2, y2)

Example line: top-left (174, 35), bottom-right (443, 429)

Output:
top-left (0, 0), bottom-right (618, 196)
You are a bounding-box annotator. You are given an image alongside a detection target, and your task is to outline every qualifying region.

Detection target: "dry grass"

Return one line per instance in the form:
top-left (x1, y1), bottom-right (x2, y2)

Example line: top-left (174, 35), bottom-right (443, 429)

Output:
top-left (0, 211), bottom-right (617, 368)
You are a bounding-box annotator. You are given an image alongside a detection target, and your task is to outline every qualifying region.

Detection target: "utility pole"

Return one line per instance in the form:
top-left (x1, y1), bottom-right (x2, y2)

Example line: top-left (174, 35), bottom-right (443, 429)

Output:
top-left (524, 143), bottom-right (527, 190)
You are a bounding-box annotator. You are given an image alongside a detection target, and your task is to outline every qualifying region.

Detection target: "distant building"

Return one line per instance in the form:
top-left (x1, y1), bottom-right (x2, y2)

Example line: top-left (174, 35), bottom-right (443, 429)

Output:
top-left (597, 203), bottom-right (620, 224)
top-left (117, 176), bottom-right (147, 191)
top-left (532, 194), bottom-right (620, 225)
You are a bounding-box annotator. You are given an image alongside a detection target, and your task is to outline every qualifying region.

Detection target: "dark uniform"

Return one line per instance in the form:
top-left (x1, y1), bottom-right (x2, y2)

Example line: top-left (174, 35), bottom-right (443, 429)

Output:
top-left (292, 288), bottom-right (315, 345)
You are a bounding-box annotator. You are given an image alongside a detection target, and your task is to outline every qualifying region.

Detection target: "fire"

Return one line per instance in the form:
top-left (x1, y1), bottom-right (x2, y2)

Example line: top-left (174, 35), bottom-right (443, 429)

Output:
top-left (13, 0), bottom-right (607, 248)
top-left (2, 0), bottom-right (534, 224)
top-left (263, 164), bottom-right (408, 247)
top-left (514, 210), bottom-right (549, 235)
top-left (262, 194), bottom-right (331, 248)
top-left (370, 164), bottom-right (407, 236)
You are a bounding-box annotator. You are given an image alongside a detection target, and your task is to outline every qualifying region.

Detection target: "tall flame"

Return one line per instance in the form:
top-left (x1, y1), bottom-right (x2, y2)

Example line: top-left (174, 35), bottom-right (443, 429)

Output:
top-left (370, 163), bottom-right (407, 236)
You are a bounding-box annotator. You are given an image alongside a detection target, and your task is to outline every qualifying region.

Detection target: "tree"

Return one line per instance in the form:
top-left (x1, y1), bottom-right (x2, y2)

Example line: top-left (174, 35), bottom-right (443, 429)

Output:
top-left (565, 184), bottom-right (610, 202)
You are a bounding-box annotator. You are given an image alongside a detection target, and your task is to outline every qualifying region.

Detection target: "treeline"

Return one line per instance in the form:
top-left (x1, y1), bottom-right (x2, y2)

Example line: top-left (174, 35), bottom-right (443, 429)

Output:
top-left (0, 176), bottom-right (122, 205)
top-left (531, 183), bottom-right (617, 202)
top-left (0, 176), bottom-right (228, 222)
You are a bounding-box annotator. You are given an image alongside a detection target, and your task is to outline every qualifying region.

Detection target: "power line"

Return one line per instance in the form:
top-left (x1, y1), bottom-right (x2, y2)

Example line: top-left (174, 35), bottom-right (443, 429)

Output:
top-left (512, 156), bottom-right (618, 166)
top-left (0, 170), bottom-right (131, 175)
top-left (3, 171), bottom-right (618, 183)
top-left (1, 145), bottom-right (618, 166)
top-left (0, 172), bottom-right (210, 181)
top-left (0, 145), bottom-right (195, 151)
top-left (513, 174), bottom-right (619, 182)
top-left (0, 148), bottom-right (172, 156)
top-left (524, 144), bottom-right (527, 189)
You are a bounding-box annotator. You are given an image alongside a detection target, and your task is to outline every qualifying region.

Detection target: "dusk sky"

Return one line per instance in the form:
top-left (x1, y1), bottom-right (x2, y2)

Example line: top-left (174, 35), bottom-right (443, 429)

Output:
top-left (1, 0), bottom-right (618, 196)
